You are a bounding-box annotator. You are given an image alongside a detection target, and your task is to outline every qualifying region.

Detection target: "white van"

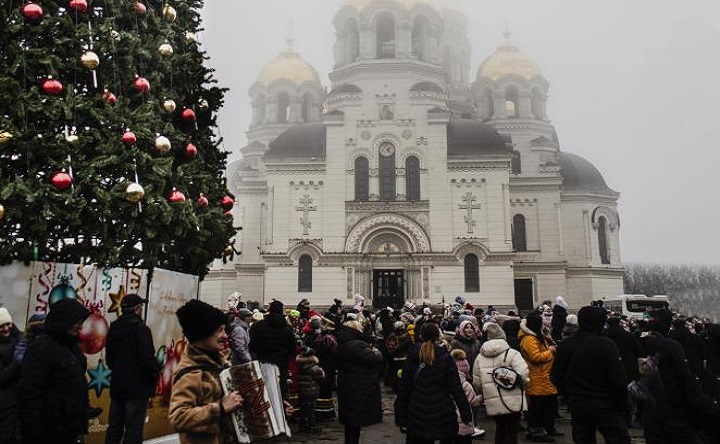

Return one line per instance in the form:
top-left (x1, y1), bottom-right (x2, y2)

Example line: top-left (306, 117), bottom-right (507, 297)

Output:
top-left (603, 294), bottom-right (670, 320)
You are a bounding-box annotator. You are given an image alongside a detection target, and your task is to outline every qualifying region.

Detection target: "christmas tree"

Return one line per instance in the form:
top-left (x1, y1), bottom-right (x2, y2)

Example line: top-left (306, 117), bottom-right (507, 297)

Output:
top-left (0, 0), bottom-right (235, 278)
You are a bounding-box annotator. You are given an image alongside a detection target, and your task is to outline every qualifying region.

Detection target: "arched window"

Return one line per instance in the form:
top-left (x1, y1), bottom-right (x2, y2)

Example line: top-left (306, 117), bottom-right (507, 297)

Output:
top-left (411, 16), bottom-right (430, 60)
top-left (531, 87), bottom-right (543, 120)
top-left (346, 18), bottom-right (359, 62)
top-left (443, 46), bottom-right (455, 86)
top-left (277, 92), bottom-right (290, 123)
top-left (464, 254), bottom-right (480, 292)
top-left (378, 142), bottom-right (396, 201)
top-left (598, 216), bottom-right (610, 264)
top-left (512, 214), bottom-right (527, 252)
top-left (405, 156), bottom-right (420, 201)
top-left (298, 255), bottom-right (313, 292)
top-left (301, 93), bottom-right (313, 122)
top-left (511, 150), bottom-right (521, 174)
top-left (376, 15), bottom-right (395, 58)
top-left (254, 94), bottom-right (266, 125)
top-left (354, 156), bottom-right (369, 201)
top-left (505, 86), bottom-right (518, 118)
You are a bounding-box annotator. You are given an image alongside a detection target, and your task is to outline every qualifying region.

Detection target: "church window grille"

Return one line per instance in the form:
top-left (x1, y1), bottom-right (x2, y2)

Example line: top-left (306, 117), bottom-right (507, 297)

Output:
top-left (511, 150), bottom-right (522, 174)
top-left (512, 214), bottom-right (527, 252)
top-left (406, 156), bottom-right (420, 201)
top-left (277, 92), bottom-right (290, 123)
top-left (598, 216), bottom-right (610, 264)
top-left (354, 156), bottom-right (369, 201)
top-left (298, 255), bottom-right (313, 292)
top-left (376, 15), bottom-right (395, 59)
top-left (464, 254), bottom-right (480, 292)
top-left (379, 143), bottom-right (396, 201)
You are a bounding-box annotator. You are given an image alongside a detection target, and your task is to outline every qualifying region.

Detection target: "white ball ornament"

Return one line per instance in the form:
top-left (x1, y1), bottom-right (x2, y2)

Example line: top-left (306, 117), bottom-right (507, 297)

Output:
top-left (154, 135), bottom-right (171, 153)
top-left (162, 99), bottom-right (177, 113)
top-left (163, 5), bottom-right (177, 22)
top-left (125, 182), bottom-right (145, 203)
top-left (158, 42), bottom-right (174, 57)
top-left (81, 50), bottom-right (100, 69)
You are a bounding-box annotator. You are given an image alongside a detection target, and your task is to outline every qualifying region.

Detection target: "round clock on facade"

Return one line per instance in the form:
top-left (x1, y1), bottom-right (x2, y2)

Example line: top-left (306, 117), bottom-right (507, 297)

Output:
top-left (379, 142), bottom-right (395, 156)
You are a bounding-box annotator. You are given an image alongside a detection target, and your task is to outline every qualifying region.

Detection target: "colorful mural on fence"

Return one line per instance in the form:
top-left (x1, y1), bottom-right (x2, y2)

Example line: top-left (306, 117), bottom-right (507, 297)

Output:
top-left (0, 261), bottom-right (197, 443)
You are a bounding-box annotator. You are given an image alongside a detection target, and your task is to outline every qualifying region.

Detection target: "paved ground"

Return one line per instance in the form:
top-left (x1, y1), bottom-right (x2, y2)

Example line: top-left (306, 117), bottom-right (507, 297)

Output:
top-left (276, 388), bottom-right (647, 444)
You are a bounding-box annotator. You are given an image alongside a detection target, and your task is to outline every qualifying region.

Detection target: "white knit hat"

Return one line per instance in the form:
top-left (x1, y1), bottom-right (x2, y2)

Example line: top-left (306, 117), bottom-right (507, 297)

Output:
top-left (0, 307), bottom-right (13, 326)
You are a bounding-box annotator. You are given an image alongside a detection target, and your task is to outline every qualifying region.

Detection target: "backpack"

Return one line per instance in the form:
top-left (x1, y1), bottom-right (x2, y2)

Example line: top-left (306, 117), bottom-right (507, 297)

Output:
top-left (489, 349), bottom-right (524, 412)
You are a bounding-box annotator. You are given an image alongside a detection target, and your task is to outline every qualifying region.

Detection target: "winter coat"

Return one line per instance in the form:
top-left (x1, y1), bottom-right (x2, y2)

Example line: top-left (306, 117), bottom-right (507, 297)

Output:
top-left (296, 354), bottom-right (325, 400)
top-left (106, 313), bottom-right (160, 399)
top-left (550, 305), bottom-right (568, 342)
top-left (228, 317), bottom-right (251, 365)
top-left (473, 338), bottom-right (529, 416)
top-left (450, 320), bottom-right (481, 373)
top-left (168, 344), bottom-right (238, 444)
top-left (518, 321), bottom-right (557, 396)
top-left (456, 369), bottom-right (484, 436)
top-left (18, 300), bottom-right (90, 444)
top-left (603, 322), bottom-right (643, 382)
top-left (248, 314), bottom-right (296, 370)
top-left (550, 329), bottom-right (628, 411)
top-left (0, 325), bottom-right (22, 410)
top-left (386, 330), bottom-right (412, 361)
top-left (561, 323), bottom-right (578, 341)
top-left (395, 344), bottom-right (473, 440)
top-left (334, 325), bottom-right (383, 427)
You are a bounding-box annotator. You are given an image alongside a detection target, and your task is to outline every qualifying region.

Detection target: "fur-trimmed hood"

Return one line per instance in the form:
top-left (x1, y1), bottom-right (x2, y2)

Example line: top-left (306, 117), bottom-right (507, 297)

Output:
top-left (479, 338), bottom-right (510, 359)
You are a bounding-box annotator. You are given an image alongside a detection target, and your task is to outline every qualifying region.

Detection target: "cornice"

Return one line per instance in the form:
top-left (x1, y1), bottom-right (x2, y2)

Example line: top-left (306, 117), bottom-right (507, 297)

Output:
top-left (566, 266), bottom-right (624, 277)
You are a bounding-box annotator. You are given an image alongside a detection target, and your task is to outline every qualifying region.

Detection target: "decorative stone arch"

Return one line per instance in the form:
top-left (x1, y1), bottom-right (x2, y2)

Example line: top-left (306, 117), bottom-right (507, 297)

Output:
top-left (333, 6), bottom-right (362, 30)
top-left (398, 149), bottom-right (425, 167)
top-left (495, 75), bottom-right (532, 92)
top-left (347, 148), bottom-right (376, 170)
top-left (408, 6), bottom-right (443, 31)
top-left (287, 240), bottom-right (323, 265)
top-left (361, 2), bottom-right (411, 23)
top-left (591, 206), bottom-right (620, 231)
top-left (452, 241), bottom-right (490, 262)
top-left (373, 133), bottom-right (402, 150)
top-left (345, 213), bottom-right (431, 253)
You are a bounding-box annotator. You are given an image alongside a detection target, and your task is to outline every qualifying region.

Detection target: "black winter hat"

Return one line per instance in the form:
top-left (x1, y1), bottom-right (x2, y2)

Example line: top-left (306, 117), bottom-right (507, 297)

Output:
top-left (578, 306), bottom-right (608, 333)
top-left (648, 309), bottom-right (673, 335)
top-left (176, 299), bottom-right (226, 342)
top-left (46, 298), bottom-right (90, 334)
top-left (524, 312), bottom-right (543, 335)
top-left (269, 299), bottom-right (284, 315)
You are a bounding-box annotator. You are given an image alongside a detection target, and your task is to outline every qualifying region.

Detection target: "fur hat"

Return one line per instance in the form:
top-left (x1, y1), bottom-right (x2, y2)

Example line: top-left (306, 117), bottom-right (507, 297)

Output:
top-left (344, 320), bottom-right (363, 332)
top-left (0, 307), bottom-right (11, 326)
top-left (225, 292), bottom-right (242, 313)
top-left (565, 314), bottom-right (579, 326)
top-left (176, 300), bottom-right (227, 342)
top-left (578, 305), bottom-right (608, 333)
top-left (484, 322), bottom-right (507, 340)
top-left (394, 320), bottom-right (406, 330)
top-left (554, 296), bottom-right (569, 310)
top-left (268, 299), bottom-right (284, 315)
top-left (251, 310), bottom-right (264, 323)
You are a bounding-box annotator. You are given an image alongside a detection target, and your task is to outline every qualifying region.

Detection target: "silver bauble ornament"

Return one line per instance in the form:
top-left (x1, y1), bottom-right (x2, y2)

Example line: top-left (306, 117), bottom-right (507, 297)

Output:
top-left (163, 5), bottom-right (177, 21)
top-left (154, 135), bottom-right (171, 153)
top-left (125, 182), bottom-right (145, 203)
top-left (185, 32), bottom-right (197, 44)
top-left (158, 42), bottom-right (174, 57)
top-left (81, 50), bottom-right (100, 69)
top-left (162, 99), bottom-right (177, 113)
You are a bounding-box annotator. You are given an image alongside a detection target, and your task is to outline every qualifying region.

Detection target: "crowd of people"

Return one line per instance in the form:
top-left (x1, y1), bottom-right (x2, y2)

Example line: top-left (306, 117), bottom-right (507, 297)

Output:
top-left (2, 292), bottom-right (720, 444)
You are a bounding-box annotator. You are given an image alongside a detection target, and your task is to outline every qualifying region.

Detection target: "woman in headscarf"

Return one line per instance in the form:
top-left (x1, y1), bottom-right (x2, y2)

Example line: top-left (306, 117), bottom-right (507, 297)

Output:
top-left (450, 320), bottom-right (481, 378)
top-left (519, 312), bottom-right (559, 442)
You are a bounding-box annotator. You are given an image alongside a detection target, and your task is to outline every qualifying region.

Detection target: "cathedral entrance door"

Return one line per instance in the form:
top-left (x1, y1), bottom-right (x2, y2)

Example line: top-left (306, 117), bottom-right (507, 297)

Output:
top-left (514, 278), bottom-right (535, 315)
top-left (373, 269), bottom-right (404, 309)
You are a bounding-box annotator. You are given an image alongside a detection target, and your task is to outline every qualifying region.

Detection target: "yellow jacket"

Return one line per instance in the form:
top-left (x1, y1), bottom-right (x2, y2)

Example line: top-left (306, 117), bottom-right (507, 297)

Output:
top-left (518, 321), bottom-right (558, 396)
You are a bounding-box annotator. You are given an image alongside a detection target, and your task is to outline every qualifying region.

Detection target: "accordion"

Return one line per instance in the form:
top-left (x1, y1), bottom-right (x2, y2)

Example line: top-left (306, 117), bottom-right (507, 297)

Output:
top-left (219, 361), bottom-right (291, 443)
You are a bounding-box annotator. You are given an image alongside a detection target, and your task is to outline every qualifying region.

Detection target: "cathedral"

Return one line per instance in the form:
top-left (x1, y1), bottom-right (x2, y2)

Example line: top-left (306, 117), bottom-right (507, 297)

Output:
top-left (201, 0), bottom-right (623, 311)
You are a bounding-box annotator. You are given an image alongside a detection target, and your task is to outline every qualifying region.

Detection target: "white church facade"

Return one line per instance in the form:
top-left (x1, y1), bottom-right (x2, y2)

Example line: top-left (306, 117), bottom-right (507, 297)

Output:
top-left (201, 0), bottom-right (623, 311)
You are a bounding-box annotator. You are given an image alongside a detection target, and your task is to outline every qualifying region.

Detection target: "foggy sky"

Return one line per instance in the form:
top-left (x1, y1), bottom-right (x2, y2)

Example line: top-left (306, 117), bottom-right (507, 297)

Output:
top-left (201, 0), bottom-right (720, 266)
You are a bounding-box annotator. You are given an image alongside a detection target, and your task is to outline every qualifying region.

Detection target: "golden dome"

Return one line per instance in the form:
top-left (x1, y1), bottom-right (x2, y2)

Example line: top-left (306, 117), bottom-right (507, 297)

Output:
top-left (257, 44), bottom-right (320, 86)
top-left (477, 39), bottom-right (542, 81)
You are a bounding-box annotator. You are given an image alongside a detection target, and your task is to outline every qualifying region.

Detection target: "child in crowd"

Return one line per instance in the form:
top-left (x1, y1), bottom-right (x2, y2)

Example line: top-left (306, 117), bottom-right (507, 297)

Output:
top-left (296, 346), bottom-right (325, 432)
top-left (451, 349), bottom-right (485, 443)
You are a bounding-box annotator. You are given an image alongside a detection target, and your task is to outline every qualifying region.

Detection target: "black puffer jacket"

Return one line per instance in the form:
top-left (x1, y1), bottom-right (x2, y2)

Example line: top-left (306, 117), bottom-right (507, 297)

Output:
top-left (395, 343), bottom-right (472, 440)
top-left (106, 313), bottom-right (160, 399)
top-left (335, 326), bottom-right (383, 427)
top-left (604, 321), bottom-right (643, 382)
top-left (296, 354), bottom-right (324, 399)
top-left (0, 324), bottom-right (22, 410)
top-left (18, 299), bottom-right (90, 444)
top-left (249, 313), bottom-right (296, 369)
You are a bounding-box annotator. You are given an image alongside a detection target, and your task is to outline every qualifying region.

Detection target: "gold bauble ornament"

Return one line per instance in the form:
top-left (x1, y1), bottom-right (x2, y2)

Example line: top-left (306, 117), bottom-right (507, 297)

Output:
top-left (158, 42), bottom-right (174, 57)
top-left (162, 99), bottom-right (177, 113)
top-left (154, 135), bottom-right (171, 153)
top-left (0, 132), bottom-right (12, 143)
top-left (0, 203), bottom-right (4, 220)
top-left (81, 51), bottom-right (100, 70)
top-left (125, 182), bottom-right (145, 203)
top-left (163, 5), bottom-right (177, 22)
top-left (185, 32), bottom-right (197, 44)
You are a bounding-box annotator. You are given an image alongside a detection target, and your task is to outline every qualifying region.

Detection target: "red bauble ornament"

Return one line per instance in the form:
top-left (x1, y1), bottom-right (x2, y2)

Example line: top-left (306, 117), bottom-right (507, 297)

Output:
top-left (184, 142), bottom-right (197, 159)
top-left (22, 2), bottom-right (43, 21)
top-left (134, 76), bottom-right (150, 95)
top-left (181, 108), bottom-right (196, 122)
top-left (133, 2), bottom-right (147, 15)
top-left (220, 195), bottom-right (234, 211)
top-left (68, 0), bottom-right (88, 12)
top-left (51, 171), bottom-right (73, 190)
top-left (78, 308), bottom-right (109, 355)
top-left (197, 194), bottom-right (209, 208)
top-left (41, 77), bottom-right (63, 96)
top-left (102, 90), bottom-right (117, 104)
top-left (122, 131), bottom-right (137, 146)
top-left (168, 188), bottom-right (186, 203)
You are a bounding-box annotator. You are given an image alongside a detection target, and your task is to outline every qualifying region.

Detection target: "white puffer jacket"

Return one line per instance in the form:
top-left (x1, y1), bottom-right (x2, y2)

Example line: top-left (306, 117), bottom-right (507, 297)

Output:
top-left (472, 339), bottom-right (529, 416)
